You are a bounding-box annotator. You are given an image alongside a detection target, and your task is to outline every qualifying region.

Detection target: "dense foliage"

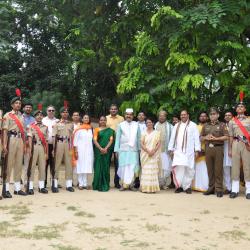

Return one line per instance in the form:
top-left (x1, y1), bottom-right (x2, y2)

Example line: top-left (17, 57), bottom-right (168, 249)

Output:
top-left (0, 0), bottom-right (249, 118)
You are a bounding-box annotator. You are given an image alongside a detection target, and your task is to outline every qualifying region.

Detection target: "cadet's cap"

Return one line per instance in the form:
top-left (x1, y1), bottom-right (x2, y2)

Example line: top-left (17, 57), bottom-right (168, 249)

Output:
top-left (33, 110), bottom-right (44, 116)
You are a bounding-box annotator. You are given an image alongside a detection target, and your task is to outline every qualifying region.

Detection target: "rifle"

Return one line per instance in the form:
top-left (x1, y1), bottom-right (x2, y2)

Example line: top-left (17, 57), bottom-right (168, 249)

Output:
top-left (1, 133), bottom-right (10, 196)
top-left (51, 134), bottom-right (58, 190)
top-left (26, 136), bottom-right (35, 193)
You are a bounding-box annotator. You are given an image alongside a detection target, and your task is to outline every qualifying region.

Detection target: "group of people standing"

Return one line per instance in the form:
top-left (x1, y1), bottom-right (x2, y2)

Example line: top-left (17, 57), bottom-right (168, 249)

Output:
top-left (0, 91), bottom-right (250, 200)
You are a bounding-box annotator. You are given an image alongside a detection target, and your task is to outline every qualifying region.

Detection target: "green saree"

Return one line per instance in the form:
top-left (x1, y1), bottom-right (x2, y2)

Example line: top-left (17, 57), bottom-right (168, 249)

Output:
top-left (92, 127), bottom-right (114, 191)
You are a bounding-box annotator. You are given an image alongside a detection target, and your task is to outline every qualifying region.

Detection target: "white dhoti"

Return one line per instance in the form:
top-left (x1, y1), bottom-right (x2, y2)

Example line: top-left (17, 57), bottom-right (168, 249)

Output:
top-left (223, 140), bottom-right (232, 191)
top-left (172, 165), bottom-right (195, 190)
top-left (117, 164), bottom-right (135, 186)
top-left (159, 152), bottom-right (172, 187)
top-left (193, 160), bottom-right (208, 192)
top-left (223, 166), bottom-right (231, 191)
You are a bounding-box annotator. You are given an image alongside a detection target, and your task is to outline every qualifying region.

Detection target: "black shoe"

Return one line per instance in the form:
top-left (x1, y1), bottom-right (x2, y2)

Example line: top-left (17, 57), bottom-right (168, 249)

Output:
top-left (175, 187), bottom-right (183, 193)
top-left (52, 187), bottom-right (59, 193)
top-left (246, 193), bottom-right (250, 199)
top-left (224, 189), bottom-right (231, 195)
top-left (39, 188), bottom-right (48, 194)
top-left (185, 188), bottom-right (192, 194)
top-left (229, 192), bottom-right (238, 199)
top-left (168, 183), bottom-right (175, 189)
top-left (115, 184), bottom-right (121, 189)
top-left (66, 187), bottom-right (75, 192)
top-left (58, 184), bottom-right (62, 189)
top-left (28, 189), bottom-right (34, 195)
top-left (14, 190), bottom-right (27, 196)
top-left (217, 192), bottom-right (223, 198)
top-left (203, 190), bottom-right (215, 196)
top-left (3, 191), bottom-right (12, 198)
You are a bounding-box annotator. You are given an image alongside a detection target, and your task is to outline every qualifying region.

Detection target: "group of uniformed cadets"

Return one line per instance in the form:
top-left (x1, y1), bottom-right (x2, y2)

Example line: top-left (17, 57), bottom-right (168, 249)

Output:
top-left (0, 89), bottom-right (250, 200)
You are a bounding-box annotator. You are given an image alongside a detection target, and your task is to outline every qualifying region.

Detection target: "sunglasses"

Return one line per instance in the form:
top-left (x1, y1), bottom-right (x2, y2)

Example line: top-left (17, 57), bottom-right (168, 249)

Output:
top-left (48, 110), bottom-right (55, 112)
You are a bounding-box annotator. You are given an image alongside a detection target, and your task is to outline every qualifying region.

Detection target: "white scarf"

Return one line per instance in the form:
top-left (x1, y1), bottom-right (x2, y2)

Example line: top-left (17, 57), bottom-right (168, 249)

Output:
top-left (121, 121), bottom-right (138, 148)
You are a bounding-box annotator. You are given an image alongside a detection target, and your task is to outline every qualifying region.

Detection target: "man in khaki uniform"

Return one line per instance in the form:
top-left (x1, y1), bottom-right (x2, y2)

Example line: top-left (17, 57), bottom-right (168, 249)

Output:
top-left (229, 103), bottom-right (250, 199)
top-left (201, 108), bottom-right (229, 198)
top-left (2, 96), bottom-right (26, 198)
top-left (27, 110), bottom-right (48, 195)
top-left (52, 107), bottom-right (74, 193)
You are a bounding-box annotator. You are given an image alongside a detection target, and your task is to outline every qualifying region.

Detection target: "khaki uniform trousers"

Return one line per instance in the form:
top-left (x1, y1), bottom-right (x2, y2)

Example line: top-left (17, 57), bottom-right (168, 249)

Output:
top-left (55, 141), bottom-right (73, 180)
top-left (232, 141), bottom-right (250, 182)
top-left (205, 145), bottom-right (224, 192)
top-left (7, 137), bottom-right (24, 182)
top-left (31, 144), bottom-right (46, 181)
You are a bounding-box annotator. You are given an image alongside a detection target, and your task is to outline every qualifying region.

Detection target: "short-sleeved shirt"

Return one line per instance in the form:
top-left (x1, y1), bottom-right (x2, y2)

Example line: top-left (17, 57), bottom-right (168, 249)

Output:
top-left (201, 121), bottom-right (228, 145)
top-left (22, 113), bottom-right (35, 129)
top-left (229, 116), bottom-right (250, 137)
top-left (27, 122), bottom-right (48, 143)
top-left (2, 110), bottom-right (25, 133)
top-left (106, 114), bottom-right (124, 132)
top-left (52, 120), bottom-right (74, 138)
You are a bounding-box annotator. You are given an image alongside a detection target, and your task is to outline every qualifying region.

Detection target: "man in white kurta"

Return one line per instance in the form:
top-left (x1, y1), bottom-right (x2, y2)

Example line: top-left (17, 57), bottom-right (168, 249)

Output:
top-left (168, 110), bottom-right (201, 194)
top-left (114, 109), bottom-right (140, 191)
top-left (223, 112), bottom-right (233, 194)
top-left (155, 110), bottom-right (173, 189)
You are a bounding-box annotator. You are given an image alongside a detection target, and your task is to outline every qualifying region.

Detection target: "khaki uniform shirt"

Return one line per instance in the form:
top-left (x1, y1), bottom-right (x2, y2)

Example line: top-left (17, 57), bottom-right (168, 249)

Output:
top-left (27, 122), bottom-right (48, 144)
top-left (201, 121), bottom-right (228, 146)
top-left (229, 116), bottom-right (250, 137)
top-left (106, 114), bottom-right (124, 132)
top-left (2, 110), bottom-right (25, 133)
top-left (52, 120), bottom-right (74, 138)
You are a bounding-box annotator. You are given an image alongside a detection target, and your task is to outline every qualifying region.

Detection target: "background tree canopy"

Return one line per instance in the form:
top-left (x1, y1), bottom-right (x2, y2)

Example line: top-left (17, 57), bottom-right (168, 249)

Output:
top-left (0, 0), bottom-right (249, 119)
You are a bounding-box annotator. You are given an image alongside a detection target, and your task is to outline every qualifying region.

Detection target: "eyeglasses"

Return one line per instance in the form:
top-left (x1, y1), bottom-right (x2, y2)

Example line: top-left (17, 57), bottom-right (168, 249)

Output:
top-left (48, 110), bottom-right (55, 112)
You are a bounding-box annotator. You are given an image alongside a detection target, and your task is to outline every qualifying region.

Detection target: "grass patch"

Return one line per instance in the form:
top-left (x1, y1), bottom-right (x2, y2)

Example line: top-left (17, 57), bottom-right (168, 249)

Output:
top-left (180, 232), bottom-right (190, 237)
top-left (67, 206), bottom-right (78, 211)
top-left (145, 223), bottom-right (166, 232)
top-left (74, 211), bottom-right (95, 218)
top-left (219, 230), bottom-right (247, 241)
top-left (120, 239), bottom-right (150, 248)
top-left (153, 213), bottom-right (172, 217)
top-left (189, 218), bottom-right (201, 222)
top-left (0, 204), bottom-right (31, 221)
top-left (200, 210), bottom-right (210, 215)
top-left (111, 218), bottom-right (122, 222)
top-left (232, 216), bottom-right (239, 220)
top-left (51, 244), bottom-right (81, 250)
top-left (0, 221), bottom-right (66, 240)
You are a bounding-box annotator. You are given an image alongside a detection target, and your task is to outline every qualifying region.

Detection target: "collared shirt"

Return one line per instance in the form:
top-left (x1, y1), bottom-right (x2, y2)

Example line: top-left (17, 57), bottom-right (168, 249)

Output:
top-left (27, 121), bottom-right (48, 143)
top-left (42, 116), bottom-right (59, 144)
top-left (52, 119), bottom-right (74, 138)
top-left (106, 114), bottom-right (124, 132)
top-left (137, 121), bottom-right (146, 133)
top-left (229, 116), bottom-right (250, 137)
top-left (2, 110), bottom-right (25, 133)
top-left (201, 120), bottom-right (228, 145)
top-left (22, 113), bottom-right (35, 129)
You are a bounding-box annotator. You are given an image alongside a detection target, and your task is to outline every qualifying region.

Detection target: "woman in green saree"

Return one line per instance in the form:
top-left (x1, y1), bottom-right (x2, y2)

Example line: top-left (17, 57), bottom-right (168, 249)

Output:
top-left (92, 116), bottom-right (115, 191)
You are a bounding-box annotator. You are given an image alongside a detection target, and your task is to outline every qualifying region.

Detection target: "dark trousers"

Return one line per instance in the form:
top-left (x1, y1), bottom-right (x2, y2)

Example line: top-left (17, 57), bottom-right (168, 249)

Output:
top-left (205, 146), bottom-right (224, 192)
top-left (113, 152), bottom-right (120, 186)
top-left (45, 144), bottom-right (54, 185)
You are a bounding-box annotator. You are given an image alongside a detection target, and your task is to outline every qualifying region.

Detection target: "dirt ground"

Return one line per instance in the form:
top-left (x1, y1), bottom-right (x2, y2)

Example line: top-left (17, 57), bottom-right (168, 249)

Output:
top-left (0, 167), bottom-right (250, 250)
